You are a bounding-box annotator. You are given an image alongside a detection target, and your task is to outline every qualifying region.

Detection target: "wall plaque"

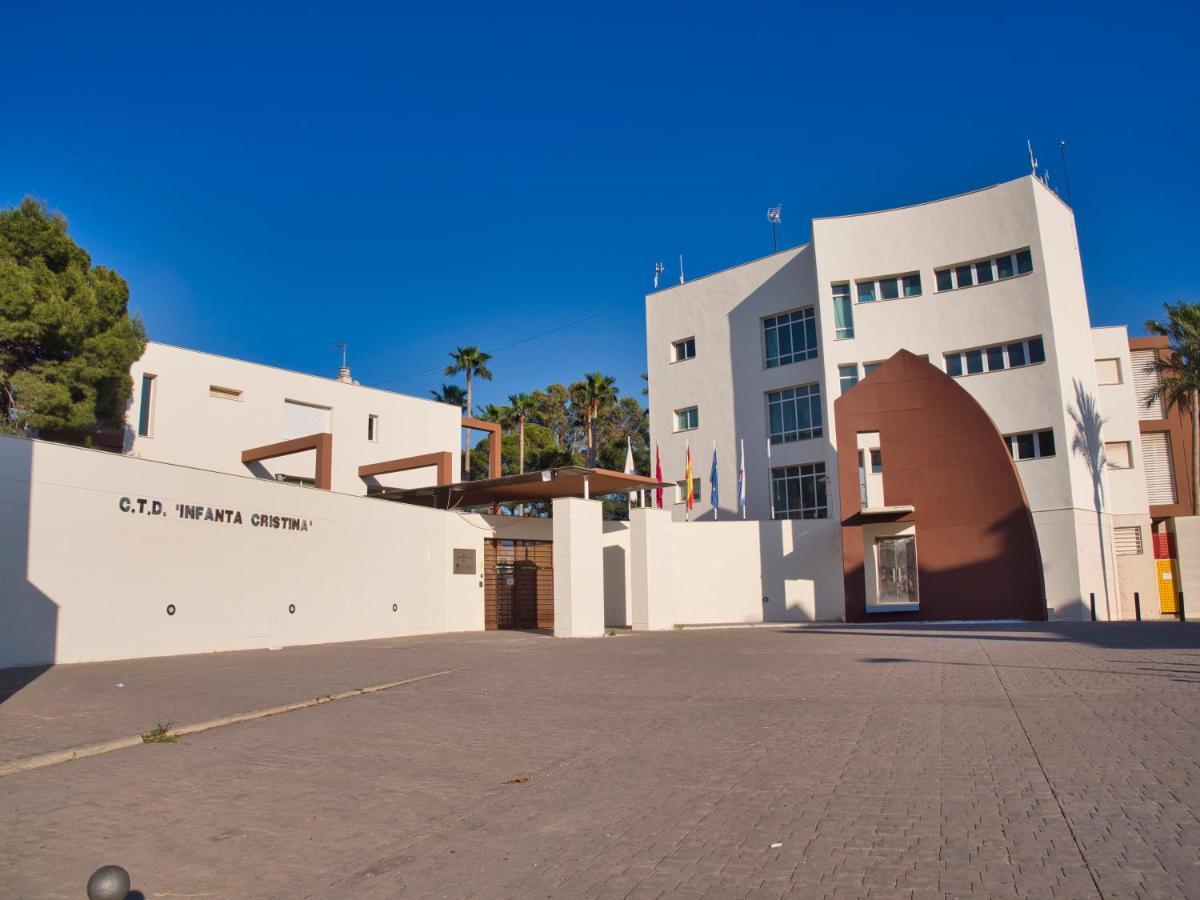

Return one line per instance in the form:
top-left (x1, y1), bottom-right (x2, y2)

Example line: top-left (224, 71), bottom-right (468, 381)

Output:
top-left (453, 548), bottom-right (477, 575)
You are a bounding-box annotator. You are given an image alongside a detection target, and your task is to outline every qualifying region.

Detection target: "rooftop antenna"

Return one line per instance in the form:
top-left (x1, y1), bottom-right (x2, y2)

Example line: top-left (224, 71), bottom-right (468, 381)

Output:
top-left (331, 342), bottom-right (352, 383)
top-left (1026, 139), bottom-right (1038, 174)
top-left (653, 261), bottom-right (664, 290)
top-left (1058, 140), bottom-right (1072, 205)
top-left (767, 205), bottom-right (782, 252)
top-left (679, 254), bottom-right (685, 285)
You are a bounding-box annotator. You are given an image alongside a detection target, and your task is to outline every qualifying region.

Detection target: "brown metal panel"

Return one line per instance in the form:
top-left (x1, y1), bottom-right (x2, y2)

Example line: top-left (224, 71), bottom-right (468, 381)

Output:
top-left (358, 451), bottom-right (453, 486)
top-left (241, 432), bottom-right (333, 491)
top-left (834, 350), bottom-right (1045, 623)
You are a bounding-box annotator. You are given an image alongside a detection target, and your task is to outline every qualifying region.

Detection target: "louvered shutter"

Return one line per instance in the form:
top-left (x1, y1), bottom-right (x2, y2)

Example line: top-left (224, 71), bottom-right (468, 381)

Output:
top-left (1131, 350), bottom-right (1165, 419)
top-left (1140, 432), bottom-right (1177, 505)
top-left (1094, 358), bottom-right (1121, 385)
top-left (1113, 526), bottom-right (1143, 556)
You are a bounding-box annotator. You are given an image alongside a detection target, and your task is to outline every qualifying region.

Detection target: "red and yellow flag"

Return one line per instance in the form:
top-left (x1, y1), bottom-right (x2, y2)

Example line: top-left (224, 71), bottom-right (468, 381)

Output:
top-left (685, 443), bottom-right (694, 510)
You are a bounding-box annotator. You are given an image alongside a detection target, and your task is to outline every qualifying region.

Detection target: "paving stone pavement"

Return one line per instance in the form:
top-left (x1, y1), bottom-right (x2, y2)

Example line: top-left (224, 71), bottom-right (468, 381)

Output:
top-left (1, 622), bottom-right (1198, 899)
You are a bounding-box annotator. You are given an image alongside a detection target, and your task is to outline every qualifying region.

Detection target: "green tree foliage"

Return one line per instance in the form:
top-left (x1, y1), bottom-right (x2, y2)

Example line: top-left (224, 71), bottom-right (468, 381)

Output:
top-left (571, 371), bottom-right (618, 467)
top-left (0, 197), bottom-right (146, 438)
top-left (1145, 301), bottom-right (1200, 514)
top-left (430, 383), bottom-right (466, 408)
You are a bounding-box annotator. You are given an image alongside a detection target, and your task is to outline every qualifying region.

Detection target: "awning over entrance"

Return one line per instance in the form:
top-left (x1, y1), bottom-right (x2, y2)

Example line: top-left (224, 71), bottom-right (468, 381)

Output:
top-left (371, 466), bottom-right (670, 509)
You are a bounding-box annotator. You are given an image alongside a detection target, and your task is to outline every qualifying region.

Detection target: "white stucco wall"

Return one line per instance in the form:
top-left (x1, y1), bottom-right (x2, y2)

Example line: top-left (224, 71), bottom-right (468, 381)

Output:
top-left (127, 342), bottom-right (462, 495)
top-left (0, 434), bottom-right (485, 668)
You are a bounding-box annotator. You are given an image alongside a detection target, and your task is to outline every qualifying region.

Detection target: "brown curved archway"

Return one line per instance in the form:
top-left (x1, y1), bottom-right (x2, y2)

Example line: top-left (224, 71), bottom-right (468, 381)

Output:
top-left (834, 350), bottom-right (1045, 622)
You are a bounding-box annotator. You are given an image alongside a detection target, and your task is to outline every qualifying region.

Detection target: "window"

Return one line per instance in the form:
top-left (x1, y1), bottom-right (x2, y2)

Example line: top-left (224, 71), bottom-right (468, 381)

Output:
top-left (675, 477), bottom-right (701, 505)
top-left (137, 374), bottom-right (156, 437)
top-left (937, 248), bottom-right (1032, 291)
top-left (275, 473), bottom-right (316, 488)
top-left (870, 448), bottom-right (882, 473)
top-left (767, 384), bottom-right (823, 444)
top-left (1131, 350), bottom-right (1165, 419)
top-left (771, 462), bottom-right (828, 519)
top-left (902, 273), bottom-right (922, 297)
top-left (1141, 432), bottom-right (1177, 504)
top-left (283, 400), bottom-right (332, 439)
top-left (368, 414), bottom-right (379, 442)
top-left (674, 406), bottom-right (699, 431)
top-left (1094, 358), bottom-right (1122, 385)
top-left (838, 364), bottom-right (860, 395)
top-left (856, 273), bottom-right (920, 303)
top-left (209, 385), bottom-right (242, 401)
top-left (1114, 526), bottom-right (1143, 556)
top-left (879, 277), bottom-right (900, 300)
top-left (672, 337), bottom-right (696, 362)
top-left (944, 336), bottom-right (1046, 378)
top-left (1005, 429), bottom-right (1055, 460)
top-left (1105, 441), bottom-right (1132, 469)
top-left (763, 307), bottom-right (818, 367)
top-left (863, 361), bottom-right (883, 376)
top-left (832, 283), bottom-right (854, 340)
top-left (857, 281), bottom-right (876, 304)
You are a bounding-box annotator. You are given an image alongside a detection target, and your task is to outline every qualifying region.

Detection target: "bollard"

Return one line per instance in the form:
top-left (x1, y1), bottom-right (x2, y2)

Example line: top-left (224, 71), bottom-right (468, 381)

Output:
top-left (1089, 592), bottom-right (1096, 622)
top-left (86, 865), bottom-right (130, 900)
top-left (1181, 592), bottom-right (1187, 623)
top-left (1134, 591), bottom-right (1142, 622)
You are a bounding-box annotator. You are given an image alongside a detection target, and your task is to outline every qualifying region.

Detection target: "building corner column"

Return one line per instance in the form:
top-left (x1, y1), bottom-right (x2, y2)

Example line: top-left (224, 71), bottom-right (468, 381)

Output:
top-left (630, 506), bottom-right (674, 631)
top-left (552, 497), bottom-right (604, 637)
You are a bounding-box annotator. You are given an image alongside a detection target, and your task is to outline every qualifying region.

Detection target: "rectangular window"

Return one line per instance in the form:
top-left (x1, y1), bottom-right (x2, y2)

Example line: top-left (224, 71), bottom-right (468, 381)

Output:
top-left (763, 307), bottom-right (818, 368)
top-left (675, 478), bottom-right (701, 505)
top-left (674, 406), bottom-right (699, 431)
top-left (935, 269), bottom-right (953, 292)
top-left (955, 265), bottom-right (974, 289)
top-left (771, 462), bottom-right (828, 519)
top-left (986, 345), bottom-right (1006, 371)
top-left (368, 414), bottom-right (379, 442)
top-left (832, 283), bottom-right (854, 340)
top-left (1105, 441), bottom-right (1132, 469)
top-left (870, 448), bottom-right (882, 473)
top-left (1141, 432), bottom-right (1177, 504)
top-left (1113, 526), bottom-right (1143, 556)
top-left (1016, 248), bottom-right (1034, 274)
top-left (945, 353), bottom-right (963, 377)
top-left (965, 348), bottom-right (984, 374)
top-left (874, 535), bottom-right (918, 608)
top-left (948, 337), bottom-right (1045, 378)
top-left (767, 384), bottom-right (823, 445)
top-left (1027, 337), bottom-right (1046, 364)
top-left (672, 337), bottom-right (696, 362)
top-left (976, 259), bottom-right (995, 284)
top-left (1094, 358), bottom-right (1122, 385)
top-left (1006, 429), bottom-right (1056, 460)
top-left (902, 273), bottom-right (922, 297)
top-left (838, 364), bottom-right (859, 395)
top-left (1131, 349), bottom-right (1166, 419)
top-left (137, 374), bottom-right (156, 437)
top-left (879, 277), bottom-right (900, 300)
top-left (863, 361), bottom-right (882, 376)
top-left (209, 385), bottom-right (242, 401)
top-left (1007, 342), bottom-right (1027, 367)
top-left (857, 281), bottom-right (876, 304)
top-left (996, 254), bottom-right (1015, 279)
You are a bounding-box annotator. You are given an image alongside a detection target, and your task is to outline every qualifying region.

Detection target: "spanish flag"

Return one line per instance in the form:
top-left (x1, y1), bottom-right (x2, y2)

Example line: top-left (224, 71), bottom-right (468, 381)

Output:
top-left (685, 442), bottom-right (694, 512)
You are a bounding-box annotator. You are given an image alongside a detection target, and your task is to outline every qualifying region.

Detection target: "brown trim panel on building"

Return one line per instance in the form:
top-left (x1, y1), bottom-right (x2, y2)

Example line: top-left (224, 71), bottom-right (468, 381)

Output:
top-left (1129, 336), bottom-right (1194, 518)
top-left (461, 417), bottom-right (503, 479)
top-left (241, 432), bottom-right (333, 490)
top-left (358, 451), bottom-right (454, 487)
top-left (834, 350), bottom-right (1045, 622)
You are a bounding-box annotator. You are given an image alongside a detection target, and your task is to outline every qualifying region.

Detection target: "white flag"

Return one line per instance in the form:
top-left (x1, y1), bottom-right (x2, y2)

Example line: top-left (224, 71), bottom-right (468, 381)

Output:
top-left (624, 437), bottom-right (637, 508)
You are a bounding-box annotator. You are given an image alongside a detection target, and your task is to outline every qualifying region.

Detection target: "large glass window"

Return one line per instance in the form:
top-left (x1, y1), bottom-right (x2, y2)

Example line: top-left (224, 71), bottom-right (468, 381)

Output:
top-left (767, 384), bottom-right (823, 444)
top-left (838, 364), bottom-right (859, 395)
top-left (763, 307), bottom-right (818, 368)
top-left (675, 406), bottom-right (699, 431)
top-left (832, 283), bottom-right (854, 340)
top-left (771, 462), bottom-right (828, 519)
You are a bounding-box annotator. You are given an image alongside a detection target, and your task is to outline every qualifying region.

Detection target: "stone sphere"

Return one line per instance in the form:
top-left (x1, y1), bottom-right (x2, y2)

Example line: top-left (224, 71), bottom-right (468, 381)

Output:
top-left (86, 865), bottom-right (131, 900)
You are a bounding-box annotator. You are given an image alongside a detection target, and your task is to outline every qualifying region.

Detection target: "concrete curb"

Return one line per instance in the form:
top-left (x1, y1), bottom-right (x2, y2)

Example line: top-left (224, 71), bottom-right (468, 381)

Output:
top-left (0, 668), bottom-right (460, 779)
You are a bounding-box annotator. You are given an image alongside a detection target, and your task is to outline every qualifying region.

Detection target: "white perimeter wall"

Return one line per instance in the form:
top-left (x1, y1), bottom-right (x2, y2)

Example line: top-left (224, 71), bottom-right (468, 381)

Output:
top-left (0, 435), bottom-right (486, 668)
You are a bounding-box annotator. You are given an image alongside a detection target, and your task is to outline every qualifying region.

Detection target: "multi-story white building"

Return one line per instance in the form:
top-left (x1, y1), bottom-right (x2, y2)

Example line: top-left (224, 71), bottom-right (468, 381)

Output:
top-left (646, 174), bottom-right (1169, 622)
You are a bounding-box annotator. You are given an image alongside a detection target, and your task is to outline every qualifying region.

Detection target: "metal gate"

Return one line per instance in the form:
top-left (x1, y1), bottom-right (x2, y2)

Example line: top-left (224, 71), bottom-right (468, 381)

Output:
top-left (484, 539), bottom-right (553, 630)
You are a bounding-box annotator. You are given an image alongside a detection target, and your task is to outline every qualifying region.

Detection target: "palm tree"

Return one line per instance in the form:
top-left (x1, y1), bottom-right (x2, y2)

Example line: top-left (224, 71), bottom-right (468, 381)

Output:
top-left (507, 393), bottom-right (534, 474)
top-left (1145, 302), bottom-right (1200, 515)
top-left (574, 372), bottom-right (618, 468)
top-left (430, 384), bottom-right (466, 408)
top-left (445, 346), bottom-right (493, 478)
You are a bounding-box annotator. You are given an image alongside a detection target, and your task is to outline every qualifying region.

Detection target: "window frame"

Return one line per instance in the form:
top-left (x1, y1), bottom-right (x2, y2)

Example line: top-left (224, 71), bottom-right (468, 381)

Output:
top-left (770, 462), bottom-right (829, 520)
top-left (838, 363), bottom-right (860, 395)
top-left (674, 406), bottom-right (699, 432)
top-left (763, 306), bottom-right (818, 368)
top-left (368, 414), bottom-right (380, 442)
top-left (832, 283), bottom-right (854, 340)
top-left (672, 336), bottom-right (697, 363)
top-left (1005, 428), bottom-right (1056, 461)
top-left (766, 383), bottom-right (823, 445)
top-left (137, 374), bottom-right (156, 438)
top-left (945, 337), bottom-right (1047, 378)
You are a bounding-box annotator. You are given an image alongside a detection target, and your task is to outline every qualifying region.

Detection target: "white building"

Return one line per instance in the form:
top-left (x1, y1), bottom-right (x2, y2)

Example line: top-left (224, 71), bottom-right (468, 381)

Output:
top-left (646, 174), bottom-right (1167, 622)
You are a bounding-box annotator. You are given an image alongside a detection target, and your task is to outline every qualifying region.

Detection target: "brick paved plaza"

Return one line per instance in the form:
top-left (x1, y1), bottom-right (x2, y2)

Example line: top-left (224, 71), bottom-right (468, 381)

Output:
top-left (2, 623), bottom-right (1198, 899)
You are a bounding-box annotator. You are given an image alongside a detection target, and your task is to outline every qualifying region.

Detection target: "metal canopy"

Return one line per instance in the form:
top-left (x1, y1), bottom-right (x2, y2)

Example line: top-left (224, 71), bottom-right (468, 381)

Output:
top-left (372, 466), bottom-right (670, 509)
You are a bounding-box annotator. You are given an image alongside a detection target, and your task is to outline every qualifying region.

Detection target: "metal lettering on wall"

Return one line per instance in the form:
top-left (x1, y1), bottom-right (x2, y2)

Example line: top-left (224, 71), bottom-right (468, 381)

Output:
top-left (117, 496), bottom-right (314, 532)
top-left (453, 548), bottom-right (477, 575)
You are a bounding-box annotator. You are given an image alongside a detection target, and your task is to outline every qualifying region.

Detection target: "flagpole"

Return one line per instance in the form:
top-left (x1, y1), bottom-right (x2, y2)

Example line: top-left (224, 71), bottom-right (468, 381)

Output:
top-left (766, 438), bottom-right (776, 520)
top-left (740, 437), bottom-right (746, 520)
top-left (712, 439), bottom-right (718, 521)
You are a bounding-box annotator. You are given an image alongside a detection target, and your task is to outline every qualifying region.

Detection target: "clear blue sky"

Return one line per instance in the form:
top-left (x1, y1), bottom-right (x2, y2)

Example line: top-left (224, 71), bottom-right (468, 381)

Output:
top-left (2, 2), bottom-right (1196, 412)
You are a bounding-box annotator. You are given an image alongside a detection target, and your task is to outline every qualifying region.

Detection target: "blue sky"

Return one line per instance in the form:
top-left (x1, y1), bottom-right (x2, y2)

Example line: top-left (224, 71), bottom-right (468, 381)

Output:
top-left (2, 1), bottom-right (1197, 412)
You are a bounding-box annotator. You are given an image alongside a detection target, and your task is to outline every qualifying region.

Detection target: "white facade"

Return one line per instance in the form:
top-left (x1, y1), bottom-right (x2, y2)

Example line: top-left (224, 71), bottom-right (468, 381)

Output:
top-left (126, 342), bottom-right (462, 495)
top-left (647, 175), bottom-right (1159, 621)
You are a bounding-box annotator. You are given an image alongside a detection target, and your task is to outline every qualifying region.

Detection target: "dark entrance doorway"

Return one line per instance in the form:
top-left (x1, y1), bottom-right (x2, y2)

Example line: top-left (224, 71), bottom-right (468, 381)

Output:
top-left (484, 539), bottom-right (553, 630)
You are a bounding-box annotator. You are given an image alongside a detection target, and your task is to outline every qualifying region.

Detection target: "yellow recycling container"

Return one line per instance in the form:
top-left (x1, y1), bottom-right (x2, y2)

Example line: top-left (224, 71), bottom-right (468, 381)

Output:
top-left (1157, 559), bottom-right (1179, 614)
